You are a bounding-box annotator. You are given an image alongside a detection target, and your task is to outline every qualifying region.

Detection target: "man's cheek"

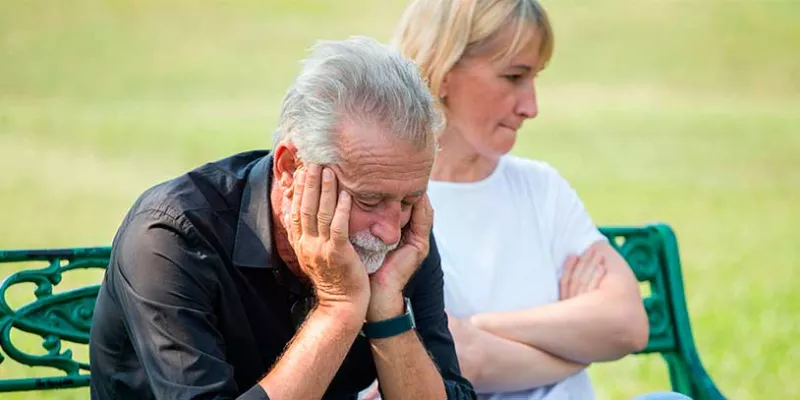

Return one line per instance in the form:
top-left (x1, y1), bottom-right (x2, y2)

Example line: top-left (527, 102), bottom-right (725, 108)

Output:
top-left (348, 209), bottom-right (371, 234)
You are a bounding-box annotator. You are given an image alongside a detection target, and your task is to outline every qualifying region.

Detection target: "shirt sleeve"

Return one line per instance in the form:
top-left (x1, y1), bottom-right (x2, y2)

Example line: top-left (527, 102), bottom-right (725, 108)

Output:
top-left (406, 232), bottom-right (478, 400)
top-left (107, 209), bottom-right (270, 400)
top-left (543, 165), bottom-right (608, 277)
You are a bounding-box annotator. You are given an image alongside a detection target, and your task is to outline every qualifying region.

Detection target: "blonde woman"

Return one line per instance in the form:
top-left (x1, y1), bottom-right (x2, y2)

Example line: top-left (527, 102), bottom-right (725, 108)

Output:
top-left (372, 1), bottom-right (693, 399)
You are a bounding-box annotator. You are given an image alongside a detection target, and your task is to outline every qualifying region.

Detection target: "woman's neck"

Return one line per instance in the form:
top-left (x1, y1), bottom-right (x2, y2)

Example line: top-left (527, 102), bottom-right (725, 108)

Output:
top-left (431, 131), bottom-right (500, 183)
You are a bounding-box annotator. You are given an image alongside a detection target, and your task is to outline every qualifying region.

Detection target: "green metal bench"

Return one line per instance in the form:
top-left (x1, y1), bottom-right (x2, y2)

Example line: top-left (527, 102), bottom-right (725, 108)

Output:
top-left (0, 223), bottom-right (725, 398)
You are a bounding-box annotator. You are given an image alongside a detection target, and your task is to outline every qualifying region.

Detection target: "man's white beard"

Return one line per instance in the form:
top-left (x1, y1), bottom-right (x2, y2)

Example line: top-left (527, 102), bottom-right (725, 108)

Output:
top-left (281, 202), bottom-right (397, 274)
top-left (350, 231), bottom-right (398, 274)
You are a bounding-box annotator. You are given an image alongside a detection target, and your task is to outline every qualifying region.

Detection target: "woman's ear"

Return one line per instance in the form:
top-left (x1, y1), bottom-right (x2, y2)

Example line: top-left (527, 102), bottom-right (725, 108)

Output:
top-left (439, 71), bottom-right (450, 100)
top-left (273, 142), bottom-right (299, 190)
top-left (439, 67), bottom-right (455, 102)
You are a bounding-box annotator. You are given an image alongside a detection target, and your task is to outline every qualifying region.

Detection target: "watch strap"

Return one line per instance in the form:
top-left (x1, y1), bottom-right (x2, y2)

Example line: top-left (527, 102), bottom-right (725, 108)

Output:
top-left (360, 297), bottom-right (415, 339)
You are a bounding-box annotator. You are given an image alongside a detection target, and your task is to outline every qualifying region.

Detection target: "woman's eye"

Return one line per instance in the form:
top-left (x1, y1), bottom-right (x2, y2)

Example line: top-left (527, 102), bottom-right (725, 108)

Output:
top-left (504, 74), bottom-right (523, 83)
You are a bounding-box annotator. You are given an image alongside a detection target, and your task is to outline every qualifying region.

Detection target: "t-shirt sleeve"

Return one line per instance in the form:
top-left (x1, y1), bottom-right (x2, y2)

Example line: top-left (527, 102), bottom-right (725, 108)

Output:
top-left (541, 165), bottom-right (607, 277)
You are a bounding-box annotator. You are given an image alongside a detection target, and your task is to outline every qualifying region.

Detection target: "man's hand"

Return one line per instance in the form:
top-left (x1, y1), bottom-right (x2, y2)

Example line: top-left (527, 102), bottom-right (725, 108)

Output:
top-left (366, 194), bottom-right (434, 321)
top-left (262, 164), bottom-right (376, 399)
top-left (284, 163), bottom-right (370, 312)
top-left (559, 247), bottom-right (606, 301)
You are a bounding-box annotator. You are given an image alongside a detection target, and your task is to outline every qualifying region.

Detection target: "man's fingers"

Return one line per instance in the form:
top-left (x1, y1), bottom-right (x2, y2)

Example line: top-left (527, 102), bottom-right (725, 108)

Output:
top-left (403, 193), bottom-right (433, 248)
top-left (407, 194), bottom-right (433, 242)
top-left (290, 169), bottom-right (306, 242)
top-left (317, 167), bottom-right (338, 238)
top-left (559, 255), bottom-right (579, 300)
top-left (300, 163), bottom-right (322, 236)
top-left (330, 190), bottom-right (352, 242)
top-left (282, 186), bottom-right (293, 241)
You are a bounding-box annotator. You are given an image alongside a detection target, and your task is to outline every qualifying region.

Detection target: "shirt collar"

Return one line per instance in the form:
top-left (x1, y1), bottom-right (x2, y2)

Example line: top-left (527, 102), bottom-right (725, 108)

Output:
top-left (232, 153), bottom-right (275, 269)
top-left (232, 152), bottom-right (311, 297)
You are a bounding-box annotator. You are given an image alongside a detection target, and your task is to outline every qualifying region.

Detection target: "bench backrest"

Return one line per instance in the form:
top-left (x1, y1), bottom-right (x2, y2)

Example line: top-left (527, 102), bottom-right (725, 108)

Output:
top-left (0, 223), bottom-right (724, 398)
top-left (0, 247), bottom-right (109, 392)
top-left (599, 224), bottom-right (725, 399)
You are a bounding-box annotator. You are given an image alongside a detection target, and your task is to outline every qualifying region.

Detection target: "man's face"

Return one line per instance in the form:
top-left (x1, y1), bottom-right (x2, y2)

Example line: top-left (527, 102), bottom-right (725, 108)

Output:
top-left (276, 121), bottom-right (434, 273)
top-left (328, 121), bottom-right (434, 273)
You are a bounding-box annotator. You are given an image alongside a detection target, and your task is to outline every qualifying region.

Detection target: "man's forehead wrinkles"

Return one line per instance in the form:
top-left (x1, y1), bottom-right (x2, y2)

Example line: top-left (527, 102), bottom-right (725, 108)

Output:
top-left (336, 162), bottom-right (429, 183)
top-left (340, 138), bottom-right (385, 164)
top-left (341, 177), bottom-right (427, 201)
top-left (330, 128), bottom-right (434, 202)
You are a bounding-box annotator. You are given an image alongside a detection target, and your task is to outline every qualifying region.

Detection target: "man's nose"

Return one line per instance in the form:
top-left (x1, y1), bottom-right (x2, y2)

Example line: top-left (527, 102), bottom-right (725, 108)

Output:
top-left (370, 203), bottom-right (402, 245)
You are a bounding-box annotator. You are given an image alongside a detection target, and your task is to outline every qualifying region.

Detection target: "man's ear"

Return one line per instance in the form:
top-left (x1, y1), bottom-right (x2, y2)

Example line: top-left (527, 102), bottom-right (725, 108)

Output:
top-left (273, 142), bottom-right (301, 190)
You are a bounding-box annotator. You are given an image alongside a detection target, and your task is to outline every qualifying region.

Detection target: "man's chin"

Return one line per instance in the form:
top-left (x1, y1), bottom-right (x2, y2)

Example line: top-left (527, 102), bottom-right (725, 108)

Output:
top-left (358, 251), bottom-right (387, 275)
top-left (365, 263), bottom-right (383, 275)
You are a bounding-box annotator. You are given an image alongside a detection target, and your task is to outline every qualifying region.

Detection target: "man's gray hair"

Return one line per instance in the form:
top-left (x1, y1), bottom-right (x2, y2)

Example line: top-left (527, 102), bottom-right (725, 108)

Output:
top-left (273, 36), bottom-right (442, 164)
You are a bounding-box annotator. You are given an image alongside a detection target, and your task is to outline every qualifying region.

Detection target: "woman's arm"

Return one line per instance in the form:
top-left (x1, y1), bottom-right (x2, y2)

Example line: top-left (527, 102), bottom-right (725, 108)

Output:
top-left (448, 315), bottom-right (586, 394)
top-left (471, 241), bottom-right (649, 364)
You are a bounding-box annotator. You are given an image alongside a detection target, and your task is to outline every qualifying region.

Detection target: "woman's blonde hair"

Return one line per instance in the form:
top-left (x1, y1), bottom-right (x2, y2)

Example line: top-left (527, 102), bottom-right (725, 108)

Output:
top-left (391, 0), bottom-right (554, 98)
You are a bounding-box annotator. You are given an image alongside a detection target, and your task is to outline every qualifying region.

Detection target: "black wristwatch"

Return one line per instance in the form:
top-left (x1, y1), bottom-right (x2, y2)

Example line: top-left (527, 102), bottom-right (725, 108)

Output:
top-left (360, 297), bottom-right (416, 339)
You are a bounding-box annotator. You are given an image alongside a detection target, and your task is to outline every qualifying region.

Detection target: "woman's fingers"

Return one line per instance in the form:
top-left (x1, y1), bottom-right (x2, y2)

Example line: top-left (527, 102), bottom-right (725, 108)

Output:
top-left (560, 255), bottom-right (579, 300)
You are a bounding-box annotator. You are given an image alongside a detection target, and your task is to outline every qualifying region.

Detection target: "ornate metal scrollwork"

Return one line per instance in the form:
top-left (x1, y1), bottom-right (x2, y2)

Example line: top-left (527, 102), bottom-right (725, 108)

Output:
top-left (600, 228), bottom-right (674, 354)
top-left (0, 248), bottom-right (110, 392)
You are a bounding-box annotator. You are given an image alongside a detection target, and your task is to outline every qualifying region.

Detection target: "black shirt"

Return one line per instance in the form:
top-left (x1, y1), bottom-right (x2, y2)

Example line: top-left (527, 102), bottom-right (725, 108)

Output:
top-left (89, 150), bottom-right (475, 400)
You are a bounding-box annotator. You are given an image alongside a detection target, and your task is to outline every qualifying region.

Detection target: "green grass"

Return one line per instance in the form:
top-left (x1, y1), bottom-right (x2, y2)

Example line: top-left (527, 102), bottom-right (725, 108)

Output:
top-left (1, 0), bottom-right (798, 398)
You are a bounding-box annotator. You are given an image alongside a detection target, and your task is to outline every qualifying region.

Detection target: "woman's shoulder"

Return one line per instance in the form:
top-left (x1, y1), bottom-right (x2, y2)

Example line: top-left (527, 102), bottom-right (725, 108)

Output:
top-left (500, 155), bottom-right (565, 184)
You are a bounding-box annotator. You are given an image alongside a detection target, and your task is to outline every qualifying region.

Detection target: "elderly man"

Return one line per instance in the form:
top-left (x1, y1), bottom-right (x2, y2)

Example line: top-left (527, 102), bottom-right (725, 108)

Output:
top-left (89, 36), bottom-right (476, 400)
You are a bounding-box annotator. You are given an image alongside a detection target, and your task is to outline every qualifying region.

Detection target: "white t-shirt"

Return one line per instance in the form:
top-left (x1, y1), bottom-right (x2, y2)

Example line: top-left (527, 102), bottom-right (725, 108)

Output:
top-left (428, 155), bottom-right (606, 400)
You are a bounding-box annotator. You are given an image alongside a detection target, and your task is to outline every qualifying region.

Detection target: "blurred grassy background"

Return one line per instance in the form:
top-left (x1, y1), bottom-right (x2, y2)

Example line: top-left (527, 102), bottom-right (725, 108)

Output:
top-left (1, 0), bottom-right (797, 399)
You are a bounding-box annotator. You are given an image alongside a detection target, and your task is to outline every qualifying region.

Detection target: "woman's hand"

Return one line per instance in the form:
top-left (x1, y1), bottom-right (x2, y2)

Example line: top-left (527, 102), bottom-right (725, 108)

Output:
top-left (559, 247), bottom-right (606, 300)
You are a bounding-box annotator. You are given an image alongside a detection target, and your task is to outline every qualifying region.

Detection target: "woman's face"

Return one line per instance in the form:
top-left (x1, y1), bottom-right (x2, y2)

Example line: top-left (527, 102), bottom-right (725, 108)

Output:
top-left (441, 36), bottom-right (542, 159)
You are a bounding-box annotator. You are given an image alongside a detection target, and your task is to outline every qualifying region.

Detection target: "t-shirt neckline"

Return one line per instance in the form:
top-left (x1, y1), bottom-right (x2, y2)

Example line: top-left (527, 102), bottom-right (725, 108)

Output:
top-left (429, 156), bottom-right (507, 190)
